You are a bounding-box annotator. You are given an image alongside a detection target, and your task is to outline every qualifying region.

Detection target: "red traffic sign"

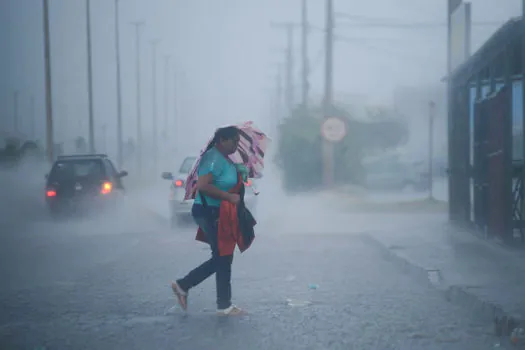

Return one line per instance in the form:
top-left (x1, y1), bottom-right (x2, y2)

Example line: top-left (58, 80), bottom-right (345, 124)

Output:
top-left (321, 117), bottom-right (347, 142)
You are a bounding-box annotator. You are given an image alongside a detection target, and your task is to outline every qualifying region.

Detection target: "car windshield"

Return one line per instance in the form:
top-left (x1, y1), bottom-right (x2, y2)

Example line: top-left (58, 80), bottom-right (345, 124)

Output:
top-left (179, 157), bottom-right (196, 174)
top-left (49, 159), bottom-right (105, 181)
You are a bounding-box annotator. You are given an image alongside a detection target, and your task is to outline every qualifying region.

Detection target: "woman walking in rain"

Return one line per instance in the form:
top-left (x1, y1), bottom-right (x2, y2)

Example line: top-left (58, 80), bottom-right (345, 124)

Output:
top-left (171, 126), bottom-right (257, 316)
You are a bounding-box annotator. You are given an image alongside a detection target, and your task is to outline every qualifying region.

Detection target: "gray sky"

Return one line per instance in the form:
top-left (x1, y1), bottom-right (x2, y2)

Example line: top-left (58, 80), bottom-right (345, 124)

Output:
top-left (0, 0), bottom-right (522, 159)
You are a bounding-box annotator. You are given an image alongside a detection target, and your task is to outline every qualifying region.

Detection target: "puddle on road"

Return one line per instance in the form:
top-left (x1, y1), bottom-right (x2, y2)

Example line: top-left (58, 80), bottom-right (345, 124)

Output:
top-left (286, 299), bottom-right (312, 307)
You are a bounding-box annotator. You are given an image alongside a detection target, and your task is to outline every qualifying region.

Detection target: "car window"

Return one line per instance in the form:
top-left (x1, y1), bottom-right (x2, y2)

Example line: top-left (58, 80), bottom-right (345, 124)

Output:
top-left (179, 157), bottom-right (197, 174)
top-left (49, 160), bottom-right (105, 181)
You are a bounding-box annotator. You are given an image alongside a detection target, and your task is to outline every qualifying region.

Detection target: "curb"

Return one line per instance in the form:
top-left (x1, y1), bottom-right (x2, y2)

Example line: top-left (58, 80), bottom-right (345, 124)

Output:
top-left (359, 233), bottom-right (524, 332)
top-left (334, 199), bottom-right (448, 214)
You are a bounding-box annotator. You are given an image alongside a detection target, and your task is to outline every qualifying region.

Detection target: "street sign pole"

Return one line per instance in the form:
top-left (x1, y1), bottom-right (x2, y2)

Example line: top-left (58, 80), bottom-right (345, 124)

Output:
top-left (321, 116), bottom-right (347, 186)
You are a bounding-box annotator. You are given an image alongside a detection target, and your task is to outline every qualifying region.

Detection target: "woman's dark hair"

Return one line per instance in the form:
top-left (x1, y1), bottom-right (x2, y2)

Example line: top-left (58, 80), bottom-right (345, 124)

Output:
top-left (205, 126), bottom-right (239, 152)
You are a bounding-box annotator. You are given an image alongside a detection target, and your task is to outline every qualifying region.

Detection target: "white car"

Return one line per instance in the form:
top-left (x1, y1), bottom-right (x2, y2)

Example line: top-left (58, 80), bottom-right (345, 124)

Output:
top-left (161, 156), bottom-right (259, 228)
top-left (363, 159), bottom-right (429, 192)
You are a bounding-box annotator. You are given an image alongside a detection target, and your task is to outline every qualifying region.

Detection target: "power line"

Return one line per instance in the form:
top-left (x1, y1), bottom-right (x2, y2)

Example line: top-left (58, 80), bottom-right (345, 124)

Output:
top-left (308, 24), bottom-right (448, 43)
top-left (334, 33), bottom-right (443, 63)
top-left (335, 12), bottom-right (504, 29)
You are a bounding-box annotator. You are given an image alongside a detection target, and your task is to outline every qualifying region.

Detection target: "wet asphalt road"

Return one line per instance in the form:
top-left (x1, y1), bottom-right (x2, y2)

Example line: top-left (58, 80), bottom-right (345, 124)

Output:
top-left (0, 213), bottom-right (502, 349)
top-left (0, 166), bottom-right (503, 350)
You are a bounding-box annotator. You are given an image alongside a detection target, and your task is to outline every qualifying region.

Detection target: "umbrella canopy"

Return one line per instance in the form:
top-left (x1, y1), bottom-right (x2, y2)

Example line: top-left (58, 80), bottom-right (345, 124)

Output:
top-left (184, 122), bottom-right (269, 200)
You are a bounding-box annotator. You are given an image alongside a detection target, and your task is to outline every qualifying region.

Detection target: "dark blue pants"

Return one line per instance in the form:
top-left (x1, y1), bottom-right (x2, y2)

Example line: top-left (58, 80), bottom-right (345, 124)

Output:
top-left (177, 205), bottom-right (233, 310)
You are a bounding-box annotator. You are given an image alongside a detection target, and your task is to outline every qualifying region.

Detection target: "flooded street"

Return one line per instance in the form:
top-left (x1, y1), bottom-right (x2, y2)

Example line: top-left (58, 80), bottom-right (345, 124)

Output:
top-left (0, 164), bottom-right (507, 350)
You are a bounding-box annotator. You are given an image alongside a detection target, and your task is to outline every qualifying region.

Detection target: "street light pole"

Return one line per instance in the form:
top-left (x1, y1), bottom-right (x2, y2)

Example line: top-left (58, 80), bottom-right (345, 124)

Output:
top-left (115, 0), bottom-right (123, 168)
top-left (151, 40), bottom-right (160, 174)
top-left (163, 54), bottom-right (171, 141)
top-left (131, 21), bottom-right (145, 176)
top-left (86, 0), bottom-right (95, 153)
top-left (173, 69), bottom-right (179, 152)
top-left (43, 0), bottom-right (54, 163)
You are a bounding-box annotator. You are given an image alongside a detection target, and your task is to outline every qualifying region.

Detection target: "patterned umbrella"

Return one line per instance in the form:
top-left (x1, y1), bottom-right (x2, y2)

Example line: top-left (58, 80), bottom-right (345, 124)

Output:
top-left (184, 121), bottom-right (269, 200)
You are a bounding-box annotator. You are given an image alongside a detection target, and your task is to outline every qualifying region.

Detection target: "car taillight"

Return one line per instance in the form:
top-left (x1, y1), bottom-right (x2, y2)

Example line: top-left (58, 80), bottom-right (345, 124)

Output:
top-left (46, 189), bottom-right (56, 197)
top-left (245, 179), bottom-right (252, 186)
top-left (174, 179), bottom-right (184, 187)
top-left (101, 182), bottom-right (112, 194)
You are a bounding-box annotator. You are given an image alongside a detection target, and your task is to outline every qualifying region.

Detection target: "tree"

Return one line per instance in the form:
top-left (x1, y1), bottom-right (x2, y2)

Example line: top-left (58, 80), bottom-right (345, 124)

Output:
top-left (276, 103), bottom-right (408, 192)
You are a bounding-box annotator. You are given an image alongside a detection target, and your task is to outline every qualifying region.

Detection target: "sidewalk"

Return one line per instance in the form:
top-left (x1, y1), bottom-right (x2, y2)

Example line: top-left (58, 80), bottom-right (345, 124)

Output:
top-left (365, 220), bottom-right (525, 327)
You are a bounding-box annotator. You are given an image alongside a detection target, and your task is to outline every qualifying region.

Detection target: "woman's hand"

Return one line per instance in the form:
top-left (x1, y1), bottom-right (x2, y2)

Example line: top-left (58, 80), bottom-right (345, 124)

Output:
top-left (226, 193), bottom-right (240, 205)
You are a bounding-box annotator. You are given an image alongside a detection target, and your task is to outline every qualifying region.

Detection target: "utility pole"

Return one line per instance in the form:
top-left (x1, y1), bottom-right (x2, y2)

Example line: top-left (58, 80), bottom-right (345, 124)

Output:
top-left (163, 54), bottom-right (171, 141)
top-left (115, 0), bottom-right (123, 168)
top-left (86, 0), bottom-right (95, 153)
top-left (275, 65), bottom-right (284, 142)
top-left (173, 69), bottom-right (179, 152)
top-left (271, 22), bottom-right (295, 116)
top-left (30, 96), bottom-right (35, 140)
top-left (131, 21), bottom-right (145, 175)
top-left (43, 0), bottom-right (54, 163)
top-left (301, 0), bottom-right (309, 112)
top-left (276, 65), bottom-right (283, 124)
top-left (322, 0), bottom-right (334, 187)
top-left (13, 91), bottom-right (19, 133)
top-left (151, 39), bottom-right (160, 174)
top-left (286, 24), bottom-right (294, 115)
top-left (428, 101), bottom-right (436, 201)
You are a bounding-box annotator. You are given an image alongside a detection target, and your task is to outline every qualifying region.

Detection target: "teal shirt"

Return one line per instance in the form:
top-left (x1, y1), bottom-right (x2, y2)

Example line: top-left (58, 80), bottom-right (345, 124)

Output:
top-left (194, 147), bottom-right (238, 207)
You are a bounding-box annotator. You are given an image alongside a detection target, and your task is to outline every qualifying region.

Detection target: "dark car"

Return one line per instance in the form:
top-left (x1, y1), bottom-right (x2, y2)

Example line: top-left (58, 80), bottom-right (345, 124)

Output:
top-left (45, 154), bottom-right (128, 216)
